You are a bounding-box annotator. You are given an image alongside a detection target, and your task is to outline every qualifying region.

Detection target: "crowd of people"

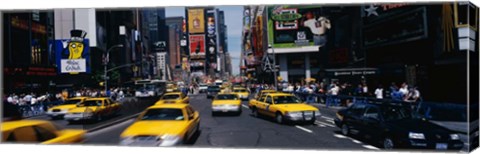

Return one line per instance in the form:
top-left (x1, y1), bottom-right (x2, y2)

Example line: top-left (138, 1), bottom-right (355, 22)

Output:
top-left (3, 87), bottom-right (132, 118)
top-left (247, 80), bottom-right (422, 107)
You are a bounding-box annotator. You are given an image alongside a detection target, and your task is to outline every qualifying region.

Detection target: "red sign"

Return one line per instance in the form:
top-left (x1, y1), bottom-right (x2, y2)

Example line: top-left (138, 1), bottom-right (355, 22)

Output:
top-left (4, 67), bottom-right (56, 76)
top-left (189, 35), bottom-right (206, 56)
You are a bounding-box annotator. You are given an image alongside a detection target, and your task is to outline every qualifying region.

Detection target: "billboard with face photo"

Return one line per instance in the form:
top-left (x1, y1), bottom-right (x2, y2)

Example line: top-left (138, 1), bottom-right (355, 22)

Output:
top-left (267, 5), bottom-right (331, 49)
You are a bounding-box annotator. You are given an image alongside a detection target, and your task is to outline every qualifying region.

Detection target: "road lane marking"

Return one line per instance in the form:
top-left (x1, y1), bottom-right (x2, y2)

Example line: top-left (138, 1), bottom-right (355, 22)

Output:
top-left (315, 124), bottom-right (326, 127)
top-left (86, 119), bottom-right (135, 137)
top-left (351, 139), bottom-right (362, 144)
top-left (333, 134), bottom-right (348, 139)
top-left (295, 125), bottom-right (313, 133)
top-left (241, 104), bottom-right (249, 109)
top-left (315, 121), bottom-right (335, 127)
top-left (321, 116), bottom-right (334, 121)
top-left (362, 145), bottom-right (380, 150)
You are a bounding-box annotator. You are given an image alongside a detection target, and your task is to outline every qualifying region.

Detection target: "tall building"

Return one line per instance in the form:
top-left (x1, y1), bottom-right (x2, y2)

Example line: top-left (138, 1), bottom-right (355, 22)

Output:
top-left (3, 11), bottom-right (57, 93)
top-left (165, 17), bottom-right (184, 72)
top-left (141, 8), bottom-right (167, 79)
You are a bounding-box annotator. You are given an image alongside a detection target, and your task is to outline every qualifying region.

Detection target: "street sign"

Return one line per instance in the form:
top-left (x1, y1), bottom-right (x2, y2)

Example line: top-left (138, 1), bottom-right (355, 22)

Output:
top-left (262, 55), bottom-right (273, 71)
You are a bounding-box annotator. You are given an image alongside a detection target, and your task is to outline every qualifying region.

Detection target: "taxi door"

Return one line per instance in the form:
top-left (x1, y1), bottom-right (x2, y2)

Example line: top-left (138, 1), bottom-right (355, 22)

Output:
top-left (258, 95), bottom-right (274, 117)
top-left (185, 106), bottom-right (200, 140)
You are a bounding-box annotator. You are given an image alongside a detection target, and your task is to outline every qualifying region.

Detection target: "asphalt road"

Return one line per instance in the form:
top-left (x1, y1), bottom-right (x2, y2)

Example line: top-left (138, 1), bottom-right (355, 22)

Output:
top-left (79, 93), bottom-right (382, 151)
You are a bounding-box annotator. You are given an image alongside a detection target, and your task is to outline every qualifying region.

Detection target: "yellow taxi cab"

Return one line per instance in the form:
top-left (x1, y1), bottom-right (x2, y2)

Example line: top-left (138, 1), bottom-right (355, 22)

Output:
top-left (120, 104), bottom-right (200, 146)
top-left (46, 97), bottom-right (88, 119)
top-left (248, 93), bottom-right (321, 124)
top-left (155, 92), bottom-right (190, 105)
top-left (1, 120), bottom-right (86, 144)
top-left (232, 87), bottom-right (249, 100)
top-left (211, 94), bottom-right (242, 116)
top-left (166, 83), bottom-right (176, 93)
top-left (64, 97), bottom-right (121, 123)
top-left (248, 89), bottom-right (280, 107)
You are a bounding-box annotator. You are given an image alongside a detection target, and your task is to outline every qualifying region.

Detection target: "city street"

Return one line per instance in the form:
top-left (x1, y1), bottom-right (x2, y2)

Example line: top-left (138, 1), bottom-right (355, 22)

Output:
top-left (26, 93), bottom-right (383, 151)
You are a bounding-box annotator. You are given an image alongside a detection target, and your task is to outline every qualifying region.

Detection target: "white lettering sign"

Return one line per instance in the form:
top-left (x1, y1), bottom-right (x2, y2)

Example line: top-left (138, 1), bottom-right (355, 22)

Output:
top-left (61, 59), bottom-right (86, 73)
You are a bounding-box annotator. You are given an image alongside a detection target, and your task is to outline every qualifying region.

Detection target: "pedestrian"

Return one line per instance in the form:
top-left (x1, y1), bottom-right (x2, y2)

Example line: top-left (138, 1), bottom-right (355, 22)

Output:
top-left (362, 83), bottom-right (369, 97)
top-left (326, 83), bottom-right (339, 107)
top-left (399, 82), bottom-right (409, 97)
top-left (374, 85), bottom-right (384, 100)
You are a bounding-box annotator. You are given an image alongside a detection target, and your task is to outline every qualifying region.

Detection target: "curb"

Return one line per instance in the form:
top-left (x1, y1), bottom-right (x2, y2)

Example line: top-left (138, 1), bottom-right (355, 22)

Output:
top-left (86, 112), bottom-right (141, 133)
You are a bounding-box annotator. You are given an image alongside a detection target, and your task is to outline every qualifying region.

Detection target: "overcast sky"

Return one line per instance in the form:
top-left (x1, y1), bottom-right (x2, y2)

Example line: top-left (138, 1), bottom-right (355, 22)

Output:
top-left (165, 6), bottom-right (243, 76)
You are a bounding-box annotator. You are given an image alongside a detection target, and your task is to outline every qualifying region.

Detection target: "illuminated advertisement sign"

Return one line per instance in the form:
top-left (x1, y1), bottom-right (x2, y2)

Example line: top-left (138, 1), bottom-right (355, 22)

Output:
top-left (188, 8), bottom-right (205, 34)
top-left (189, 34), bottom-right (206, 56)
top-left (267, 5), bottom-right (331, 49)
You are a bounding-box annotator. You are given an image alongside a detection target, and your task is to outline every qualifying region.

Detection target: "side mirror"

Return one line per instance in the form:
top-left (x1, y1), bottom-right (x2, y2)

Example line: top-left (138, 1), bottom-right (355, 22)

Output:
top-left (189, 114), bottom-right (194, 120)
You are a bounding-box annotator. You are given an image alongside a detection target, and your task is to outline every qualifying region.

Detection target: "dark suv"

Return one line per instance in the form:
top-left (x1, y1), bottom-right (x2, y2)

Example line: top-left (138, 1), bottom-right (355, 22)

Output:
top-left (334, 102), bottom-right (464, 150)
top-left (206, 85), bottom-right (221, 99)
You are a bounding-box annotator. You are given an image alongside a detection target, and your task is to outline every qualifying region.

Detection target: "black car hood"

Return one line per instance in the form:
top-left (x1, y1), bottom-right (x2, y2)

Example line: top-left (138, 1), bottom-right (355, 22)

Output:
top-left (385, 119), bottom-right (453, 134)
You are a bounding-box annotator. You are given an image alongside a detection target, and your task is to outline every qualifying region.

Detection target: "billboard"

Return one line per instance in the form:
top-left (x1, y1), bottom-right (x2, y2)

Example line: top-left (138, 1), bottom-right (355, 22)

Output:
top-left (55, 30), bottom-right (91, 74)
top-left (267, 5), bottom-right (331, 49)
top-left (188, 8), bottom-right (205, 34)
top-left (206, 9), bottom-right (217, 70)
top-left (189, 34), bottom-right (206, 56)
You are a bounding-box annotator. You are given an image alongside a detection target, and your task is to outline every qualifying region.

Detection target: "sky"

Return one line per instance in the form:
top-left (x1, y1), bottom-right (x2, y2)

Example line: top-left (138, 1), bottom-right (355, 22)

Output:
top-left (165, 6), bottom-right (243, 76)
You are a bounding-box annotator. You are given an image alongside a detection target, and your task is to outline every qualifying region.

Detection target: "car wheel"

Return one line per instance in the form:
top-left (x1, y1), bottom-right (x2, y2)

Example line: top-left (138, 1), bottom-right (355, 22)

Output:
top-left (341, 124), bottom-right (350, 136)
top-left (252, 108), bottom-right (259, 117)
top-left (275, 113), bottom-right (284, 124)
top-left (383, 137), bottom-right (394, 150)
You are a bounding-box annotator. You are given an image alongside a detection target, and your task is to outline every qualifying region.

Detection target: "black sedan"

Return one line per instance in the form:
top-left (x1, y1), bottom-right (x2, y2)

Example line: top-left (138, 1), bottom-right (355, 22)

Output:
top-left (334, 102), bottom-right (464, 150)
top-left (206, 85), bottom-right (221, 99)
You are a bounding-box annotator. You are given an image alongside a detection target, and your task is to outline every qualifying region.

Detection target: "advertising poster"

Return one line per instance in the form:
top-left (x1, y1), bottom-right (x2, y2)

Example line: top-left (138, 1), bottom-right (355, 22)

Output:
top-left (55, 30), bottom-right (91, 74)
top-left (206, 10), bottom-right (217, 70)
top-left (189, 34), bottom-right (206, 56)
top-left (188, 8), bottom-right (205, 34)
top-left (267, 5), bottom-right (332, 48)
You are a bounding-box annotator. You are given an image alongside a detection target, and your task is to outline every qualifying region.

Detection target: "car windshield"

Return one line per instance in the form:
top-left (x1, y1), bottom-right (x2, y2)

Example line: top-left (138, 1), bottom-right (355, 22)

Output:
top-left (208, 86), bottom-right (220, 91)
top-left (381, 106), bottom-right (414, 121)
top-left (216, 94), bottom-right (238, 100)
top-left (78, 100), bottom-right (102, 107)
top-left (234, 89), bottom-right (247, 92)
top-left (140, 109), bottom-right (185, 121)
top-left (162, 95), bottom-right (180, 100)
top-left (274, 96), bottom-right (302, 104)
top-left (64, 99), bottom-right (82, 105)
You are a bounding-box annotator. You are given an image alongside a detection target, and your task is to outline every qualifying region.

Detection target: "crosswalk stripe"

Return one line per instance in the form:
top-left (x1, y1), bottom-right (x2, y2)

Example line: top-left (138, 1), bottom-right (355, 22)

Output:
top-left (241, 104), bottom-right (249, 109)
top-left (362, 145), bottom-right (380, 150)
top-left (295, 125), bottom-right (313, 133)
top-left (315, 121), bottom-right (335, 127)
top-left (321, 116), bottom-right (334, 121)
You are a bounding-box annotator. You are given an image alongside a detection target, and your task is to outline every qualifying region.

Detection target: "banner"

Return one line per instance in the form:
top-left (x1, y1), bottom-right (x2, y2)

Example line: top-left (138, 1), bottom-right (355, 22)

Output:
top-left (188, 8), bottom-right (205, 34)
top-left (189, 35), bottom-right (206, 56)
top-left (55, 38), bottom-right (90, 74)
top-left (206, 10), bottom-right (217, 70)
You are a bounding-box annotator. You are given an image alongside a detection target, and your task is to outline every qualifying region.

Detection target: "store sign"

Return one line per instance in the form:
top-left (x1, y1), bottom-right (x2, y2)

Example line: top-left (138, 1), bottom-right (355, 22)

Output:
top-left (271, 11), bottom-right (302, 21)
top-left (333, 70), bottom-right (377, 76)
top-left (61, 59), bottom-right (87, 73)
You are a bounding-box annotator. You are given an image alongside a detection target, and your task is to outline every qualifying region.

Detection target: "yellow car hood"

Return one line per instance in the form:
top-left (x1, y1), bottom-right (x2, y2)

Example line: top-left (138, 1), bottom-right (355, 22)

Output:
top-left (235, 92), bottom-right (249, 96)
top-left (67, 107), bottom-right (101, 113)
top-left (50, 104), bottom-right (77, 110)
top-left (121, 121), bottom-right (188, 137)
top-left (212, 100), bottom-right (241, 105)
top-left (274, 104), bottom-right (318, 112)
top-left (155, 99), bottom-right (181, 105)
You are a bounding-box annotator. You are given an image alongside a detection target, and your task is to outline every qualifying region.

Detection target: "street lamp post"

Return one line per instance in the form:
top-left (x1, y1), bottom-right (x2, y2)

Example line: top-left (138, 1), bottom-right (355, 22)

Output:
top-left (104, 44), bottom-right (123, 93)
